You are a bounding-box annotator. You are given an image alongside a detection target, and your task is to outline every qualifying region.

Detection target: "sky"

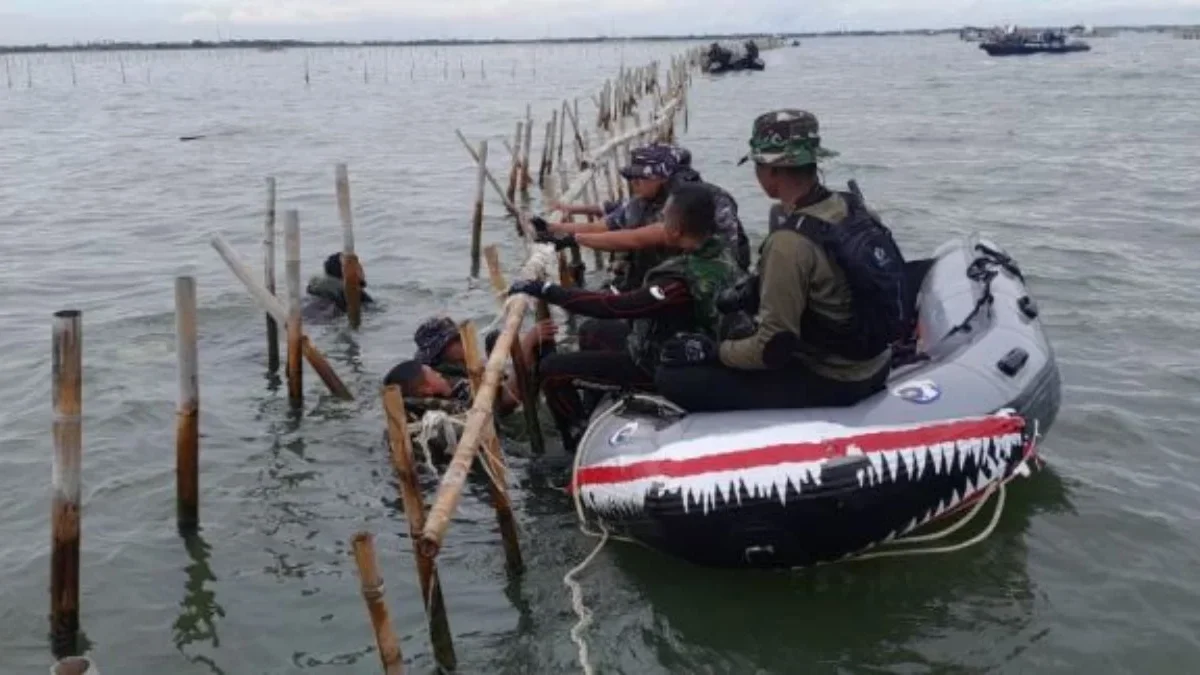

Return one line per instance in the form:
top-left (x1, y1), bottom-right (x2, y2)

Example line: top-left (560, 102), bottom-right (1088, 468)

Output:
top-left (1, 0), bottom-right (1198, 45)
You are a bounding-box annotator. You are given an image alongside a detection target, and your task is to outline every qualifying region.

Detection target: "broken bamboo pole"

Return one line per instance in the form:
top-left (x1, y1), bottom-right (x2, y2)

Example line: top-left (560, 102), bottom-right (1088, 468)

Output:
top-left (382, 387), bottom-right (456, 669)
top-left (351, 532), bottom-right (404, 675)
top-left (470, 140), bottom-right (488, 278)
top-left (336, 163), bottom-right (365, 330)
top-left (457, 322), bottom-right (522, 572)
top-left (210, 234), bottom-right (353, 400)
top-left (284, 211), bottom-right (304, 408)
top-left (175, 276), bottom-right (200, 532)
top-left (264, 177), bottom-right (280, 373)
top-left (51, 309), bottom-right (82, 658)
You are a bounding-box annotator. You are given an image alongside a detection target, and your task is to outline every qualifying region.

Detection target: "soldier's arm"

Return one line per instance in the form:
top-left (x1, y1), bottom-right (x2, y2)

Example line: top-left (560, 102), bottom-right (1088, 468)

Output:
top-left (576, 223), bottom-right (667, 252)
top-left (547, 220), bottom-right (611, 235)
top-left (719, 231), bottom-right (812, 370)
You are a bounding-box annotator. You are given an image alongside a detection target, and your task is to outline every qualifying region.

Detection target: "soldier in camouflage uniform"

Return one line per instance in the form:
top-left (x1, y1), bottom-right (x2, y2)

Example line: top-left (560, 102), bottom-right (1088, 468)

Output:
top-left (305, 252), bottom-right (374, 320)
top-left (509, 183), bottom-right (739, 450)
top-left (655, 110), bottom-right (902, 412)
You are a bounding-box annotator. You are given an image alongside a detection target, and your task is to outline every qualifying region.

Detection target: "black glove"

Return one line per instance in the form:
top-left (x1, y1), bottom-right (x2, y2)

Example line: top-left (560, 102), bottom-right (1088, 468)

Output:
top-left (659, 333), bottom-right (719, 368)
top-left (716, 274), bottom-right (760, 315)
top-left (508, 279), bottom-right (552, 298)
top-left (530, 216), bottom-right (550, 235)
top-left (535, 230), bottom-right (577, 251)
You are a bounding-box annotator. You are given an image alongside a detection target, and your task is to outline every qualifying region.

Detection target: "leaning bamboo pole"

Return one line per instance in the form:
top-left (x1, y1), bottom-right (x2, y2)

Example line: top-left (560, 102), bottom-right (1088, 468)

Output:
top-left (210, 234), bottom-right (353, 400)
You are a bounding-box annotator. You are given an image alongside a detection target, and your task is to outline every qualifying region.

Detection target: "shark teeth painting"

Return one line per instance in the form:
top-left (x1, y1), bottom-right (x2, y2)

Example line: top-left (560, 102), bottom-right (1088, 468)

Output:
top-left (569, 405), bottom-right (1044, 568)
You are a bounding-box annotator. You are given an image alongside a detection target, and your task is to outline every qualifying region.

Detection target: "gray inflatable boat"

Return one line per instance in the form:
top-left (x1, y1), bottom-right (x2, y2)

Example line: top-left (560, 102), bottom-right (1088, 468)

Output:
top-left (571, 233), bottom-right (1061, 569)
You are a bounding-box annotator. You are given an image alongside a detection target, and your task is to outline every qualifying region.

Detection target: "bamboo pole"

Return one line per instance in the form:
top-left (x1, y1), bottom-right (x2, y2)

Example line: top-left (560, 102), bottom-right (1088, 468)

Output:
top-left (557, 101), bottom-right (568, 167)
top-left (284, 212), bottom-right (304, 408)
top-left (454, 129), bottom-right (519, 220)
top-left (537, 120), bottom-right (552, 190)
top-left (175, 277), bottom-right (200, 532)
top-left (264, 177), bottom-right (280, 373)
top-left (506, 121), bottom-right (522, 204)
top-left (483, 245), bottom-right (507, 302)
top-left (547, 109), bottom-right (558, 177)
top-left (336, 164), bottom-right (364, 330)
top-left (351, 532), bottom-right (404, 675)
top-left (210, 234), bottom-right (354, 400)
top-left (520, 107), bottom-right (534, 193)
top-left (469, 140), bottom-right (488, 278)
top-left (51, 309), bottom-right (82, 658)
top-left (382, 387), bottom-right (456, 669)
top-left (457, 322), bottom-right (523, 573)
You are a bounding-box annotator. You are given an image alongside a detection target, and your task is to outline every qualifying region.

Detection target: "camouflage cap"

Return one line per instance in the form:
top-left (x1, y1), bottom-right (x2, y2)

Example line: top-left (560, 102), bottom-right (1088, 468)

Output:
top-left (414, 316), bottom-right (460, 365)
top-left (738, 109), bottom-right (838, 167)
top-left (620, 142), bottom-right (682, 180)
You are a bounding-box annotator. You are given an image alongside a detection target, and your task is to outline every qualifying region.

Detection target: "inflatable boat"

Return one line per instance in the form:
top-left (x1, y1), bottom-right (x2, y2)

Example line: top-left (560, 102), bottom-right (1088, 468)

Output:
top-left (571, 234), bottom-right (1061, 569)
top-left (705, 58), bottom-right (766, 74)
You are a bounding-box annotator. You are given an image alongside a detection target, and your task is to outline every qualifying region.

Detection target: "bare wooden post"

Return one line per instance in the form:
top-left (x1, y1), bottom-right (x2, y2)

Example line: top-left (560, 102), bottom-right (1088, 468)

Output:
top-left (175, 277), bottom-right (200, 532)
top-left (458, 322), bottom-right (523, 572)
top-left (336, 164), bottom-right (364, 330)
top-left (263, 177), bottom-right (280, 373)
top-left (382, 388), bottom-right (456, 670)
top-left (546, 109), bottom-right (558, 178)
top-left (51, 309), bottom-right (82, 658)
top-left (521, 108), bottom-right (534, 193)
top-left (469, 140), bottom-right (488, 278)
top-left (537, 120), bottom-right (552, 190)
top-left (506, 121), bottom-right (522, 204)
top-left (351, 532), bottom-right (404, 675)
top-left (284, 211), bottom-right (303, 408)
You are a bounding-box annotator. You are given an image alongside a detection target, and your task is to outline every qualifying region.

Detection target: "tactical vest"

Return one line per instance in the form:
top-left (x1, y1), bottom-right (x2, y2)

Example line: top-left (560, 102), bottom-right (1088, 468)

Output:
top-left (610, 196), bottom-right (670, 292)
top-left (626, 237), bottom-right (739, 370)
top-left (783, 191), bottom-right (909, 361)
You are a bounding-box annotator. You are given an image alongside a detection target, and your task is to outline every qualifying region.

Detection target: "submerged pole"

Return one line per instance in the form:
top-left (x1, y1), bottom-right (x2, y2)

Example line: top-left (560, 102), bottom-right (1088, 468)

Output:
top-left (382, 388), bottom-right (456, 669)
top-left (284, 211), bottom-right (303, 408)
top-left (264, 177), bottom-right (280, 373)
top-left (506, 121), bottom-right (523, 205)
top-left (470, 140), bottom-right (488, 278)
top-left (50, 309), bottom-right (82, 658)
top-left (336, 164), bottom-right (364, 330)
top-left (175, 277), bottom-right (200, 532)
top-left (351, 532), bottom-right (404, 675)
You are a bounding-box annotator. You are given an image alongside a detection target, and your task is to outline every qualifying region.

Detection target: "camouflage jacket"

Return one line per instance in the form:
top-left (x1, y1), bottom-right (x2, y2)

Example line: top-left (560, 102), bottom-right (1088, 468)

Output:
top-left (627, 236), bottom-right (740, 369)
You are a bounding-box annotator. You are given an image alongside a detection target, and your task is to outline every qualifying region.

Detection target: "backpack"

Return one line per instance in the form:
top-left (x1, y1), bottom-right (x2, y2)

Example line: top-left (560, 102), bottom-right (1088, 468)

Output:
top-left (783, 191), bottom-right (910, 361)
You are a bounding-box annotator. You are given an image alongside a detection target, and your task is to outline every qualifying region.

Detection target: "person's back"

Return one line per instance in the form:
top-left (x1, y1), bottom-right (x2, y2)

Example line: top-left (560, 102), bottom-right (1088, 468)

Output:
top-left (656, 109), bottom-right (907, 412)
top-left (305, 252), bottom-right (374, 320)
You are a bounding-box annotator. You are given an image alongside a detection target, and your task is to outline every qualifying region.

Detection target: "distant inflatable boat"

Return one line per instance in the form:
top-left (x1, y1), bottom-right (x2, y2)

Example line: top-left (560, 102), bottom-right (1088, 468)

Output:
top-left (705, 58), bottom-right (765, 74)
top-left (571, 234), bottom-right (1061, 569)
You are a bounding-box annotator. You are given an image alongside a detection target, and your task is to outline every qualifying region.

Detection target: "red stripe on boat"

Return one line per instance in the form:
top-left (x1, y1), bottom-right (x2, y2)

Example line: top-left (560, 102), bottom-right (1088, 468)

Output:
top-left (575, 415), bottom-right (1024, 488)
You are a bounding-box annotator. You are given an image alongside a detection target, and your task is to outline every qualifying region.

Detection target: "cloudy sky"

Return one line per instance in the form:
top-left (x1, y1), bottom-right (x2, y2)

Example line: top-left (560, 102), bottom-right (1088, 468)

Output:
top-left (1, 0), bottom-right (1197, 44)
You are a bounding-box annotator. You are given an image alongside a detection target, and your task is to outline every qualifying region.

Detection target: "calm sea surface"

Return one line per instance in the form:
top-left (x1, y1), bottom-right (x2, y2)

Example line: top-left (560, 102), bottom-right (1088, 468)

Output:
top-left (2, 34), bottom-right (1200, 674)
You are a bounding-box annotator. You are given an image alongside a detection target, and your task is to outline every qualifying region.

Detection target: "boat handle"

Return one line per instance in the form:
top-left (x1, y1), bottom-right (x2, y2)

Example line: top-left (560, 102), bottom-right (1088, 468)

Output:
top-left (997, 348), bottom-right (1029, 377)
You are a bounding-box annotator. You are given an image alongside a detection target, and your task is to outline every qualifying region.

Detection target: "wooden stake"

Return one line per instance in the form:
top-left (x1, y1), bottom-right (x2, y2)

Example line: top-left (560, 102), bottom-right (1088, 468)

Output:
top-left (457, 322), bottom-right (523, 572)
top-left (351, 532), bottom-right (404, 675)
top-left (51, 309), bottom-right (82, 658)
top-left (210, 234), bottom-right (353, 400)
top-left (264, 177), bottom-right (280, 373)
top-left (382, 387), bottom-right (456, 670)
top-left (546, 109), bottom-right (558, 177)
top-left (175, 277), bottom-right (200, 532)
top-left (336, 164), bottom-right (364, 330)
top-left (284, 211), bottom-right (303, 408)
top-left (470, 140), bottom-right (488, 278)
top-left (520, 108), bottom-right (534, 193)
top-left (537, 120), bottom-right (552, 190)
top-left (506, 121), bottom-right (522, 204)
top-left (482, 249), bottom-right (545, 456)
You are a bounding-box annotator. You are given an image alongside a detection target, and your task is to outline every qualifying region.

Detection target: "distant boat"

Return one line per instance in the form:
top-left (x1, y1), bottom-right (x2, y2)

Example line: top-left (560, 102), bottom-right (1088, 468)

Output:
top-left (981, 32), bottom-right (1091, 56)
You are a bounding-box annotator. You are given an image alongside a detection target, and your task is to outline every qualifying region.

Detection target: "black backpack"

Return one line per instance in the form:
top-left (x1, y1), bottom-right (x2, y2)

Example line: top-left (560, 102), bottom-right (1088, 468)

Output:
top-left (783, 191), bottom-right (910, 361)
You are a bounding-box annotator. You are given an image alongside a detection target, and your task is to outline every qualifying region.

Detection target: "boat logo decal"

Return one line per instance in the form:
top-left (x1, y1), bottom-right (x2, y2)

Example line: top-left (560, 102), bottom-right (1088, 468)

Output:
top-left (892, 379), bottom-right (941, 404)
top-left (609, 421), bottom-right (639, 446)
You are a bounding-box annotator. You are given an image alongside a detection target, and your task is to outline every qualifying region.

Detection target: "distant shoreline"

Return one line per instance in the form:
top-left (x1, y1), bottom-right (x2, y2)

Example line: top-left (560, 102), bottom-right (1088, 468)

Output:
top-left (0, 25), bottom-right (1193, 55)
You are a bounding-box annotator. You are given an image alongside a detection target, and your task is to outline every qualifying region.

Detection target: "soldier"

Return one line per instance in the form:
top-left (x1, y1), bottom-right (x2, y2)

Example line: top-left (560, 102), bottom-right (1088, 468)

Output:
top-left (655, 110), bottom-right (909, 412)
top-left (508, 183), bottom-right (739, 449)
top-left (305, 252), bottom-right (374, 320)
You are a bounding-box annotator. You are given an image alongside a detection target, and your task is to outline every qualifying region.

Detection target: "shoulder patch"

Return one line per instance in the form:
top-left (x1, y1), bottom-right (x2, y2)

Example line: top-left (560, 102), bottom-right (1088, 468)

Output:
top-left (648, 286), bottom-right (666, 300)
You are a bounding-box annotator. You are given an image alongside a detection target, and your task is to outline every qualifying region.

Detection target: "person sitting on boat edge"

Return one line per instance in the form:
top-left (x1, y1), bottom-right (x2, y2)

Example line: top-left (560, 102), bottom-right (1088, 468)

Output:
top-left (305, 252), bottom-right (374, 319)
top-left (508, 182), bottom-right (740, 450)
top-left (535, 142), bottom-right (750, 290)
top-left (654, 109), bottom-right (909, 412)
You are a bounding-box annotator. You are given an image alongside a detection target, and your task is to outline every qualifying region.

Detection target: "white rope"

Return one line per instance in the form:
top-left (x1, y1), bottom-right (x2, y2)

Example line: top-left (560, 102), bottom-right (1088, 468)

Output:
top-left (412, 411), bottom-right (466, 477)
top-left (564, 526), bottom-right (609, 675)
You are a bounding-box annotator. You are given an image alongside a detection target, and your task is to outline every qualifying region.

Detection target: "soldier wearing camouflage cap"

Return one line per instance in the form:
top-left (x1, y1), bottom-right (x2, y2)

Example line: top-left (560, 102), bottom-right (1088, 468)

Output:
top-left (656, 109), bottom-right (910, 412)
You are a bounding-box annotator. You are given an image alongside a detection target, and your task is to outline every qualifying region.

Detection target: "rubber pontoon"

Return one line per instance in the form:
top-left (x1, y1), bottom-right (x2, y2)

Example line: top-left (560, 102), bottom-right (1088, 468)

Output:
top-left (571, 234), bottom-right (1061, 569)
